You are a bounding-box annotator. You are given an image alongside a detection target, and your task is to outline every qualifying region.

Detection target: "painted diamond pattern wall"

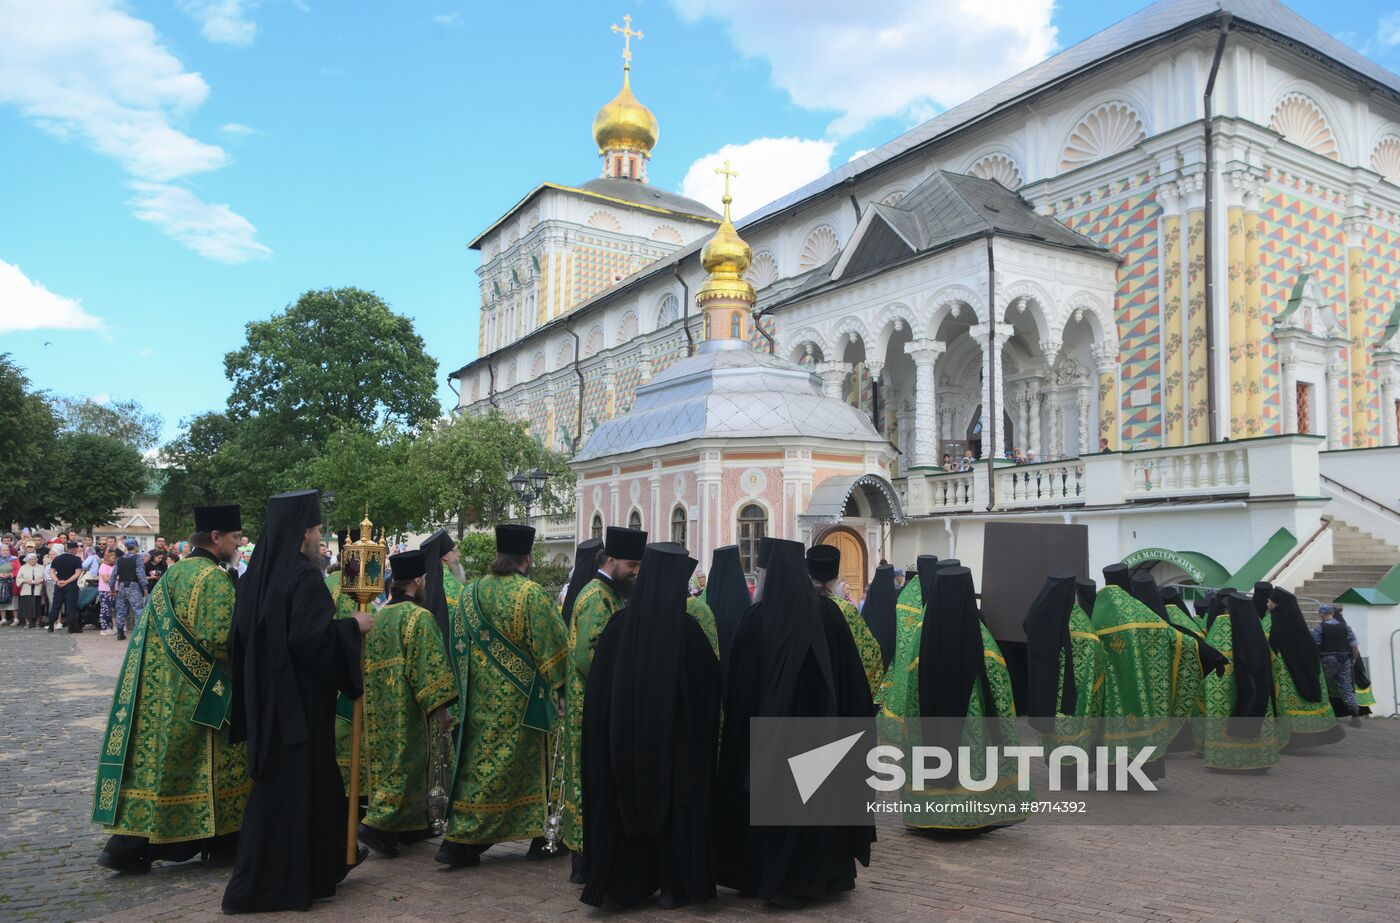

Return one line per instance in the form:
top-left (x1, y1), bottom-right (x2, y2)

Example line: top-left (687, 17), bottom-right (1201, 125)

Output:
top-left (1257, 187), bottom-right (1346, 434)
top-left (1057, 176), bottom-right (1162, 446)
top-left (1361, 223), bottom-right (1400, 445)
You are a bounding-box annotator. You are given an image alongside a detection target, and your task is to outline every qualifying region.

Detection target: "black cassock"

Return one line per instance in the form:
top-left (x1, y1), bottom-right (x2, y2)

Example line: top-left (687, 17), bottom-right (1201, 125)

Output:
top-left (581, 542), bottom-right (722, 908)
top-left (714, 539), bottom-right (875, 902)
top-left (223, 491), bottom-right (363, 914)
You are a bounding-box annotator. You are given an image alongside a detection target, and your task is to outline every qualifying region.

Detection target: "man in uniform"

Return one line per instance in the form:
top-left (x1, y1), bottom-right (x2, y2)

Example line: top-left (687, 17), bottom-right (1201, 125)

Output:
top-left (356, 549), bottom-right (458, 858)
top-left (436, 524), bottom-right (570, 868)
top-left (95, 504), bottom-right (249, 872)
top-left (807, 544), bottom-right (884, 700)
top-left (561, 526), bottom-right (645, 882)
top-left (111, 537), bottom-right (148, 641)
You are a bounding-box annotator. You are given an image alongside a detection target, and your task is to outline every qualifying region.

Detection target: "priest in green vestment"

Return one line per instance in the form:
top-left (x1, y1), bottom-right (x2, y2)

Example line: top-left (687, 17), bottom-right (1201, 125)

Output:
top-left (1089, 584), bottom-right (1199, 781)
top-left (1023, 571), bottom-right (1104, 752)
top-left (96, 504), bottom-right (251, 872)
top-left (882, 564), bottom-right (1026, 831)
top-left (562, 526), bottom-right (645, 882)
top-left (807, 544), bottom-right (884, 701)
top-left (355, 550), bottom-right (459, 857)
top-left (436, 523), bottom-right (570, 868)
top-left (1266, 587), bottom-right (1343, 749)
top-left (1202, 592), bottom-right (1280, 771)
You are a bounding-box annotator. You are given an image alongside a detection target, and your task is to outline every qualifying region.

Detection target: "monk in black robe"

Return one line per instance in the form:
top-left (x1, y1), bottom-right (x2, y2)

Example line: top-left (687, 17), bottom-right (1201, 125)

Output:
top-left (222, 490), bottom-right (372, 914)
top-left (715, 539), bottom-right (874, 905)
top-left (704, 544), bottom-right (750, 667)
top-left (561, 537), bottom-right (603, 628)
top-left (581, 543), bottom-right (721, 910)
top-left (1075, 577), bottom-right (1097, 616)
top-left (861, 563), bottom-right (897, 670)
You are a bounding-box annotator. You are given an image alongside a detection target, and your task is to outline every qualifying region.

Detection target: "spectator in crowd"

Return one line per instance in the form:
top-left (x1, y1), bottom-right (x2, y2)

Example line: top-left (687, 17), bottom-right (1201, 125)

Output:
top-left (97, 548), bottom-right (118, 635)
top-left (1025, 450), bottom-right (1038, 463)
top-left (940, 453), bottom-right (953, 471)
top-left (1099, 437), bottom-right (1110, 452)
top-left (892, 568), bottom-right (905, 590)
top-left (154, 536), bottom-right (169, 556)
top-left (47, 541), bottom-right (84, 633)
top-left (111, 538), bottom-right (147, 641)
top-left (145, 549), bottom-right (169, 588)
top-left (19, 552), bottom-right (45, 628)
top-left (82, 541), bottom-right (101, 586)
top-left (0, 545), bottom-right (16, 625)
top-left (49, 532), bottom-right (68, 560)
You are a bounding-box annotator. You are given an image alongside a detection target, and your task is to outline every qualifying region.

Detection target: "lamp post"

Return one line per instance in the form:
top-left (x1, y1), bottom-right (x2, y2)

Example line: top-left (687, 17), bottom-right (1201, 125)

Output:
top-left (509, 468), bottom-right (550, 526)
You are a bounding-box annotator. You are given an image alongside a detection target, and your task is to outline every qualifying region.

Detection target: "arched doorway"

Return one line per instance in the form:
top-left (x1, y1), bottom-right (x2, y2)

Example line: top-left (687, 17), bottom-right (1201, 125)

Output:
top-left (966, 404), bottom-right (1015, 459)
top-left (819, 526), bottom-right (868, 604)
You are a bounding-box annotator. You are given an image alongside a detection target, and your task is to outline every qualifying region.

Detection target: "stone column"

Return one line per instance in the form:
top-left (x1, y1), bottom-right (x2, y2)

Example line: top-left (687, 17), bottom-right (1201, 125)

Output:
top-left (1226, 199), bottom-right (1248, 438)
top-left (1028, 389), bottom-right (1043, 458)
top-left (1346, 214), bottom-right (1372, 447)
top-left (1047, 395), bottom-right (1063, 459)
top-left (1279, 350), bottom-right (1299, 435)
top-left (904, 338), bottom-right (945, 468)
top-left (1092, 342), bottom-right (1120, 450)
top-left (599, 361), bottom-right (617, 419)
top-left (896, 404), bottom-right (917, 470)
top-left (1158, 179), bottom-right (1187, 446)
top-left (970, 323), bottom-right (1014, 460)
top-left (865, 360), bottom-right (885, 427)
top-left (1078, 385), bottom-right (1093, 456)
top-left (1184, 179), bottom-right (1209, 444)
top-left (1380, 370), bottom-right (1400, 446)
top-left (1243, 180), bottom-right (1265, 435)
top-left (814, 361), bottom-right (851, 400)
top-left (1326, 354), bottom-right (1347, 450)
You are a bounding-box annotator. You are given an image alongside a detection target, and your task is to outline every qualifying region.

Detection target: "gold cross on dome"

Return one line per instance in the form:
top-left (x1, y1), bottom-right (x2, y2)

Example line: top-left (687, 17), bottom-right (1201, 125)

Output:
top-left (715, 160), bottom-right (739, 210)
top-left (611, 14), bottom-right (643, 66)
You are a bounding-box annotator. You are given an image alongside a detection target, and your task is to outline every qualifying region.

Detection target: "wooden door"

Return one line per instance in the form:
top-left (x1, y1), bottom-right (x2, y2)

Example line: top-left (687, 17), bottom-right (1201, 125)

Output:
top-left (823, 528), bottom-right (867, 605)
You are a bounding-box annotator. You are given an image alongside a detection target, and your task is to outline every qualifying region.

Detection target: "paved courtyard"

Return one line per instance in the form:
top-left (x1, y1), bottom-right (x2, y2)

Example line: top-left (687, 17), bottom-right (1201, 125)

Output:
top-left (3, 628), bottom-right (1399, 922)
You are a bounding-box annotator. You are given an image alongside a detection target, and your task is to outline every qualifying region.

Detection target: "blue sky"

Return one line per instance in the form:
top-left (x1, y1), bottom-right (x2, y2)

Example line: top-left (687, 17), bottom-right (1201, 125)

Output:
top-left (3, 0), bottom-right (1398, 444)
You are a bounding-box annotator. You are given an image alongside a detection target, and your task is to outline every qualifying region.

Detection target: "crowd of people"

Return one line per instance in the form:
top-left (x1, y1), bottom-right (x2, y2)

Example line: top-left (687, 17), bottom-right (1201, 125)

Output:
top-left (78, 489), bottom-right (1370, 915)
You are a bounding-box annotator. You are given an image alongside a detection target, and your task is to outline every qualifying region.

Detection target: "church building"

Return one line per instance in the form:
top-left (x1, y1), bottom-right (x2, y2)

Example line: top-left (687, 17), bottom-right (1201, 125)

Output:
top-left (449, 1), bottom-right (1400, 696)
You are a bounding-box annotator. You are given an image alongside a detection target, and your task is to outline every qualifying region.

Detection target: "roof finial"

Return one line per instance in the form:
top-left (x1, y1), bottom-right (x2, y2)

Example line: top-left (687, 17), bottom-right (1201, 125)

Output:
top-left (714, 159), bottom-right (739, 222)
top-left (611, 14), bottom-right (643, 86)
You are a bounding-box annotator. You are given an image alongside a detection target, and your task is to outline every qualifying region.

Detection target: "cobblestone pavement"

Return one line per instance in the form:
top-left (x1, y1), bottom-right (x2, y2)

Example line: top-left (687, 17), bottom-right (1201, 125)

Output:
top-left (4, 628), bottom-right (1400, 922)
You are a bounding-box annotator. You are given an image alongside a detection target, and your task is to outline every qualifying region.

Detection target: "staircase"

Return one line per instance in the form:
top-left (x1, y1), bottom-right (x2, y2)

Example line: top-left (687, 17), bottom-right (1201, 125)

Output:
top-left (1294, 521), bottom-right (1400, 605)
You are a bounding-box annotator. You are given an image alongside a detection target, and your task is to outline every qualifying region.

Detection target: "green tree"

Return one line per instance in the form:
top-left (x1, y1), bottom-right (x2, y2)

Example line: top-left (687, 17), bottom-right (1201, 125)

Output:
top-left (224, 287), bottom-right (440, 438)
top-left (416, 410), bottom-right (575, 538)
top-left (0, 355), bottom-right (60, 528)
top-left (51, 433), bottom-right (148, 534)
top-left (302, 426), bottom-right (428, 540)
top-left (157, 412), bottom-right (241, 539)
top-left (56, 396), bottom-right (162, 452)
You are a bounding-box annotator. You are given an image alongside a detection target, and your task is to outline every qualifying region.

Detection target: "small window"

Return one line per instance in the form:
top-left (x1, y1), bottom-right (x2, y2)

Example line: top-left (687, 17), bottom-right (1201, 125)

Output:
top-left (628, 509), bottom-right (642, 531)
top-left (737, 503), bottom-right (768, 574)
top-left (614, 156), bottom-right (623, 177)
top-left (670, 505), bottom-right (687, 546)
top-left (591, 513), bottom-right (603, 541)
top-left (730, 312), bottom-right (741, 338)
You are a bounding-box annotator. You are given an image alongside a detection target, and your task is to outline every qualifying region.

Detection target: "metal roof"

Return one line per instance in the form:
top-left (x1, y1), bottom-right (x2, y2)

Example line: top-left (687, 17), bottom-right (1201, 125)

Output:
top-left (572, 339), bottom-right (887, 462)
top-left (802, 474), bottom-right (909, 525)
top-left (467, 179), bottom-right (719, 249)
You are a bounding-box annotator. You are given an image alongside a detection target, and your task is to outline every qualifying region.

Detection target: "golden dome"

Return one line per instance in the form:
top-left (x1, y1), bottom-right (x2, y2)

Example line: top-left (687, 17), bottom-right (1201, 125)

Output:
top-left (698, 167), bottom-right (755, 306)
top-left (592, 71), bottom-right (658, 155)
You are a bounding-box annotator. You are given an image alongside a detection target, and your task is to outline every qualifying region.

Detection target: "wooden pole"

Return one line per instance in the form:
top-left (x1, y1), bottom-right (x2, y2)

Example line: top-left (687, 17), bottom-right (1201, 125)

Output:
top-left (346, 601), bottom-right (367, 866)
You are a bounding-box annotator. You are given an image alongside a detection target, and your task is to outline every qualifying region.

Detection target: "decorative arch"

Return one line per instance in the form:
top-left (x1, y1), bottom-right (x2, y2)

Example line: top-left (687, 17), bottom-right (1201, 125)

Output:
top-left (501, 358), bottom-right (517, 389)
top-left (877, 186), bottom-right (909, 206)
top-left (1059, 101), bottom-right (1147, 171)
top-left (529, 351), bottom-right (547, 379)
top-left (1269, 91), bottom-right (1339, 161)
top-left (1372, 136), bottom-right (1400, 184)
top-left (998, 279), bottom-right (1056, 342)
top-left (615, 310), bottom-right (639, 345)
top-left (582, 325), bottom-right (605, 358)
top-left (1062, 290), bottom-right (1118, 349)
top-left (922, 283), bottom-right (984, 336)
top-left (654, 292), bottom-right (680, 329)
top-left (968, 152), bottom-right (1023, 189)
top-left (872, 303), bottom-right (919, 363)
top-left (798, 225), bottom-right (841, 271)
top-left (651, 224), bottom-right (684, 244)
top-left (525, 209), bottom-right (540, 230)
top-left (747, 250), bottom-right (778, 289)
top-left (829, 316), bottom-right (872, 355)
top-left (783, 327), bottom-right (829, 365)
top-left (586, 209), bottom-right (624, 231)
top-left (554, 339), bottom-right (574, 370)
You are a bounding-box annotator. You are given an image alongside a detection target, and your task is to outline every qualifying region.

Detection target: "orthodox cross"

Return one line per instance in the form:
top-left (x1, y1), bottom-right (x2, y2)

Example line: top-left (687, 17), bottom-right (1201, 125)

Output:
top-left (611, 14), bottom-right (643, 67)
top-left (715, 159), bottom-right (739, 210)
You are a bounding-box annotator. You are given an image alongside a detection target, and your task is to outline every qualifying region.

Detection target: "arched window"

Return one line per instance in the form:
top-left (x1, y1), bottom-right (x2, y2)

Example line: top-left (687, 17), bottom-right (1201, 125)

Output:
top-left (628, 509), bottom-right (642, 531)
top-left (737, 503), bottom-right (768, 574)
top-left (670, 505), bottom-right (687, 546)
top-left (730, 312), bottom-right (742, 338)
top-left (591, 513), bottom-right (603, 541)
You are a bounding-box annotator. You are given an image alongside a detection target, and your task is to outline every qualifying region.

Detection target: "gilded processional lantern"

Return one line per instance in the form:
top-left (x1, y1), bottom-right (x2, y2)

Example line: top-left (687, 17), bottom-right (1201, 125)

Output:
top-left (338, 508), bottom-right (386, 613)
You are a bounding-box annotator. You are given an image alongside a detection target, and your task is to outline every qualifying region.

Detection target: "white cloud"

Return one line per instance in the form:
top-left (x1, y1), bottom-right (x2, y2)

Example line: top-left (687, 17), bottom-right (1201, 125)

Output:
top-left (0, 0), bottom-right (270, 261)
top-left (128, 182), bottom-right (272, 264)
top-left (221, 122), bottom-right (260, 136)
top-left (432, 12), bottom-right (463, 27)
top-left (178, 0), bottom-right (257, 47)
top-left (846, 148), bottom-right (872, 163)
top-left (0, 0), bottom-right (227, 181)
top-left (681, 138), bottom-right (836, 220)
top-left (670, 0), bottom-right (1057, 137)
top-left (0, 259), bottom-right (105, 332)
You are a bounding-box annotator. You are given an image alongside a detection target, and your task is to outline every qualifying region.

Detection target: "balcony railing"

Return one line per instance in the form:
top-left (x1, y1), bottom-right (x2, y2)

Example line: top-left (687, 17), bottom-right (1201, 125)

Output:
top-left (895, 434), bottom-right (1322, 517)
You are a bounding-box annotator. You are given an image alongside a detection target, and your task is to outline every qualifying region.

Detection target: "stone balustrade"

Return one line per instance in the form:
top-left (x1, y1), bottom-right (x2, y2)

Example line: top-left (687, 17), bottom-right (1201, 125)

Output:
top-left (897, 434), bottom-right (1324, 517)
